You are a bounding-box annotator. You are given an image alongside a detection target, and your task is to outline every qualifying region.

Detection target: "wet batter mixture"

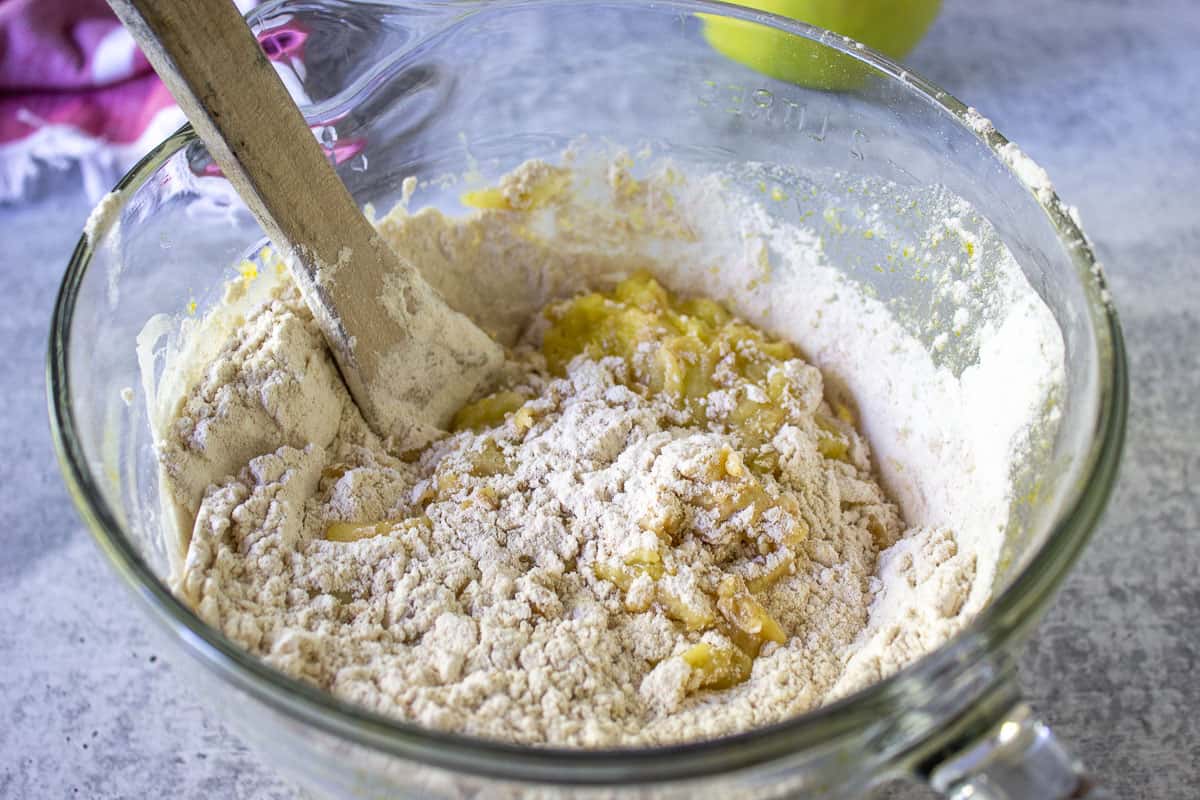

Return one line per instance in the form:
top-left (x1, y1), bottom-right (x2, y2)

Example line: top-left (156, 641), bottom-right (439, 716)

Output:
top-left (145, 155), bottom-right (1061, 745)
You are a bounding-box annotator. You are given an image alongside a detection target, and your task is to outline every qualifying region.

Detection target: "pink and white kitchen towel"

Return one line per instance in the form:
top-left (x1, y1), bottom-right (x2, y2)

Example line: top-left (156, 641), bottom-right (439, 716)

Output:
top-left (0, 0), bottom-right (263, 203)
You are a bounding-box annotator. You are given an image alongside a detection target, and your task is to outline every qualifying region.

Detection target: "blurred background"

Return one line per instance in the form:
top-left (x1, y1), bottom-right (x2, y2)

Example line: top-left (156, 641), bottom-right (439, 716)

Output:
top-left (1, 1), bottom-right (1196, 797)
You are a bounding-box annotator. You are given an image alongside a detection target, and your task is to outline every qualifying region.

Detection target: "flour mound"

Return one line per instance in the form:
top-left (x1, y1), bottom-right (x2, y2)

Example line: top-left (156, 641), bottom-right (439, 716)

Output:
top-left (173, 282), bottom-right (940, 745)
top-left (151, 155), bottom-right (1064, 747)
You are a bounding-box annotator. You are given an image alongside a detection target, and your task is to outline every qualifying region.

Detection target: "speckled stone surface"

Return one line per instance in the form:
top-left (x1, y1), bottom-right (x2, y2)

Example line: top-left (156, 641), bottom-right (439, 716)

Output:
top-left (2, 1), bottom-right (1197, 797)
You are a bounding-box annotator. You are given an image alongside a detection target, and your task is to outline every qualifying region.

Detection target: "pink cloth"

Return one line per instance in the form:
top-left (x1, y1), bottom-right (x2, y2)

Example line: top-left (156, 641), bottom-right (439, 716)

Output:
top-left (0, 1), bottom-right (343, 202)
top-left (0, 0), bottom-right (178, 199)
top-left (0, 0), bottom-right (176, 144)
top-left (0, 0), bottom-right (320, 202)
top-left (1, 0), bottom-right (144, 90)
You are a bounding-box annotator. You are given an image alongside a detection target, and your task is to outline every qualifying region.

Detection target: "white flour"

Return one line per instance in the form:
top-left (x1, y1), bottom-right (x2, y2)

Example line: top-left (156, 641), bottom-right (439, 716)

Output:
top-left (147, 154), bottom-right (1064, 746)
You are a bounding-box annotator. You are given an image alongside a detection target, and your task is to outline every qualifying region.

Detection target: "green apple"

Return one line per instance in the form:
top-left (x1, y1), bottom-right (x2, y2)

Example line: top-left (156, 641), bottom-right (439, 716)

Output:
top-left (701, 0), bottom-right (942, 91)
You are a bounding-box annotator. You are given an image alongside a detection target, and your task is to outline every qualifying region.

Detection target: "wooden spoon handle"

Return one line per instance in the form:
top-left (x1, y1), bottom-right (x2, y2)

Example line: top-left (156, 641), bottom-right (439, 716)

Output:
top-left (107, 0), bottom-right (502, 444)
top-left (108, 0), bottom-right (369, 289)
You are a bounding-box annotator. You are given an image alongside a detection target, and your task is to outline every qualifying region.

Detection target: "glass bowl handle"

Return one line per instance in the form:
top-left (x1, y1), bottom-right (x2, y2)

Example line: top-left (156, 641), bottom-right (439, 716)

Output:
top-left (928, 701), bottom-right (1113, 799)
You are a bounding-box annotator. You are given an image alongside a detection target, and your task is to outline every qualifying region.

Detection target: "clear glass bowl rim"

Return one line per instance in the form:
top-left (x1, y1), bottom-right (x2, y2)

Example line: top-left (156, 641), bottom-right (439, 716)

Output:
top-left (46, 0), bottom-right (1128, 785)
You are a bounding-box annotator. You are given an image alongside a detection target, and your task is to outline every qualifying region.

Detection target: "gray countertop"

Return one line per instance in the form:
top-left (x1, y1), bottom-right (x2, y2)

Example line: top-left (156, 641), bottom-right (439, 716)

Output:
top-left (2, 1), bottom-right (1197, 797)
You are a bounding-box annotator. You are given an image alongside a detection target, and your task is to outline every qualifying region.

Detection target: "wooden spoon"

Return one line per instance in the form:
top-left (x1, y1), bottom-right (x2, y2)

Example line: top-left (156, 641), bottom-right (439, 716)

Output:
top-left (108, 0), bottom-right (503, 446)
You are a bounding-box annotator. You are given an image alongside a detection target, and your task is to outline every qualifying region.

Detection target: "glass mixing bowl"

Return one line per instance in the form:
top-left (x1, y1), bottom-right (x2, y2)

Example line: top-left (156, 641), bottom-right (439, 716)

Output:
top-left (48, 1), bottom-right (1125, 797)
